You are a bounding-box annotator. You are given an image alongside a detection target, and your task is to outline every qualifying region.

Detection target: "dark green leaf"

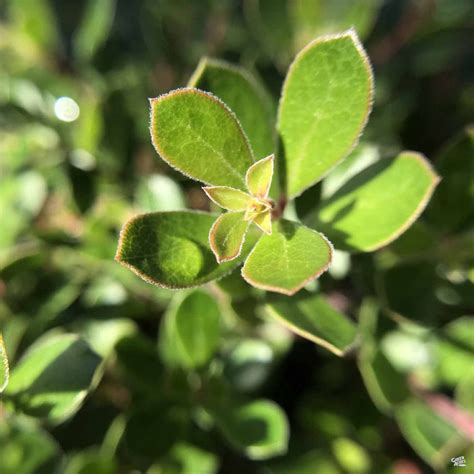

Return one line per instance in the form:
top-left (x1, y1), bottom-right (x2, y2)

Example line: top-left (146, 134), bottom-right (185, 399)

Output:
top-left (116, 211), bottom-right (257, 289)
top-left (5, 334), bottom-right (102, 423)
top-left (189, 58), bottom-right (275, 160)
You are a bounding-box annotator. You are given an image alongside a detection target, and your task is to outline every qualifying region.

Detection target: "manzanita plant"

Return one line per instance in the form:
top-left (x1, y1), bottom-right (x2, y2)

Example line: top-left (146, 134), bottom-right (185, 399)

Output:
top-left (116, 29), bottom-right (439, 299)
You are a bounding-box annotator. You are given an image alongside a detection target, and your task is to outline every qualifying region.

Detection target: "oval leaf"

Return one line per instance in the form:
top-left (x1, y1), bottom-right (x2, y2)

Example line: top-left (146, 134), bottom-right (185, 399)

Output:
top-left (209, 211), bottom-right (250, 263)
top-left (115, 211), bottom-right (254, 289)
top-left (278, 29), bottom-right (374, 198)
top-left (312, 152), bottom-right (440, 252)
top-left (246, 154), bottom-right (274, 199)
top-left (242, 219), bottom-right (333, 295)
top-left (265, 292), bottom-right (357, 355)
top-left (5, 334), bottom-right (102, 423)
top-left (159, 290), bottom-right (221, 369)
top-left (150, 88), bottom-right (254, 190)
top-left (212, 399), bottom-right (289, 460)
top-left (203, 186), bottom-right (253, 211)
top-left (188, 58), bottom-right (275, 161)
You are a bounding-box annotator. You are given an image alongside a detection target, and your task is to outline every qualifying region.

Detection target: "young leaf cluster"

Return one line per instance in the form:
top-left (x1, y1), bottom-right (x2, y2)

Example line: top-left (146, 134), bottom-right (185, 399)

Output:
top-left (116, 29), bottom-right (439, 295)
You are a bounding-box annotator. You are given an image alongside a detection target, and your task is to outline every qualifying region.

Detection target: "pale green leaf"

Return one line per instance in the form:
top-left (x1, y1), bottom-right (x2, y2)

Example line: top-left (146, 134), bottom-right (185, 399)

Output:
top-left (150, 88), bottom-right (254, 190)
top-left (188, 57), bottom-right (275, 160)
top-left (246, 154), bottom-right (274, 198)
top-left (116, 211), bottom-right (256, 288)
top-left (395, 399), bottom-right (465, 468)
top-left (9, 0), bottom-right (59, 51)
top-left (203, 186), bottom-right (253, 211)
top-left (242, 219), bottom-right (332, 295)
top-left (253, 209), bottom-right (272, 235)
top-left (331, 437), bottom-right (371, 473)
top-left (278, 30), bottom-right (374, 198)
top-left (0, 333), bottom-right (9, 393)
top-left (244, 199), bottom-right (271, 222)
top-left (312, 152), bottom-right (440, 251)
top-left (5, 334), bottom-right (102, 423)
top-left (266, 292), bottom-right (357, 355)
top-left (212, 400), bottom-right (289, 460)
top-left (209, 211), bottom-right (249, 263)
top-left (159, 290), bottom-right (220, 369)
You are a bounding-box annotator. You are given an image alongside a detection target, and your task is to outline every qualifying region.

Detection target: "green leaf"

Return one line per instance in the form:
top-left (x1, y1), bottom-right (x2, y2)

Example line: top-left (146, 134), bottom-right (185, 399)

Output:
top-left (265, 292), bottom-right (357, 355)
top-left (135, 174), bottom-right (186, 212)
top-left (290, 0), bottom-right (381, 51)
top-left (116, 211), bottom-right (255, 288)
top-left (242, 219), bottom-right (332, 295)
top-left (159, 290), bottom-right (221, 369)
top-left (188, 58), bottom-right (275, 160)
top-left (124, 402), bottom-right (187, 462)
top-left (456, 370), bottom-right (474, 415)
top-left (73, 0), bottom-right (116, 61)
top-left (312, 152), bottom-right (440, 251)
top-left (209, 211), bottom-right (250, 263)
top-left (150, 88), bottom-right (254, 190)
top-left (331, 437), bottom-right (372, 473)
top-left (149, 443), bottom-right (219, 474)
top-left (395, 399), bottom-right (465, 468)
top-left (223, 339), bottom-right (275, 392)
top-left (358, 346), bottom-right (410, 413)
top-left (212, 400), bottom-right (289, 460)
top-left (278, 30), bottom-right (374, 198)
top-left (245, 0), bottom-right (293, 68)
top-left (426, 125), bottom-right (474, 233)
top-left (64, 449), bottom-right (117, 474)
top-left (246, 154), bottom-right (274, 198)
top-left (5, 334), bottom-right (102, 423)
top-left (435, 317), bottom-right (474, 387)
top-left (0, 333), bottom-right (9, 393)
top-left (0, 418), bottom-right (62, 474)
top-left (203, 186), bottom-right (253, 211)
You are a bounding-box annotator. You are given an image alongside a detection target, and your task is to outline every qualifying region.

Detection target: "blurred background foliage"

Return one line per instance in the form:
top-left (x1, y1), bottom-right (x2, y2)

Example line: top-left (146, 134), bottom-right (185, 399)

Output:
top-left (0, 0), bottom-right (473, 473)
